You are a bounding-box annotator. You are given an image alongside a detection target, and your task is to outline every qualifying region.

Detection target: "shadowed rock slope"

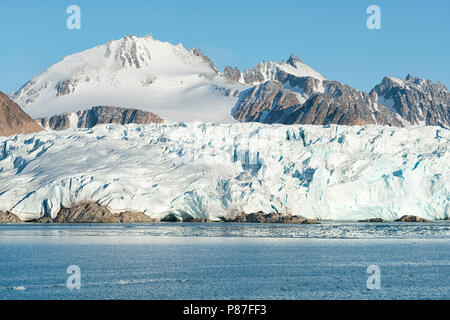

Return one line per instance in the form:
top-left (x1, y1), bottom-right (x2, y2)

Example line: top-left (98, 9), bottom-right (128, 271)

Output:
top-left (233, 80), bottom-right (404, 126)
top-left (0, 91), bottom-right (43, 136)
top-left (222, 212), bottom-right (319, 224)
top-left (38, 105), bottom-right (164, 130)
top-left (0, 211), bottom-right (23, 223)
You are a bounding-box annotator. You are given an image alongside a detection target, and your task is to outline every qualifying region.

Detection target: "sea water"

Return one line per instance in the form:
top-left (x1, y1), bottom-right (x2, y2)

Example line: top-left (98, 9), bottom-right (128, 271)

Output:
top-left (0, 222), bottom-right (449, 300)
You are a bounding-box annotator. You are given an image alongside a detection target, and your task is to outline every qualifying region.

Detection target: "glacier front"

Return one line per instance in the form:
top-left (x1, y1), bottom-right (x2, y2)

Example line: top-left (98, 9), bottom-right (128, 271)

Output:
top-left (0, 123), bottom-right (448, 221)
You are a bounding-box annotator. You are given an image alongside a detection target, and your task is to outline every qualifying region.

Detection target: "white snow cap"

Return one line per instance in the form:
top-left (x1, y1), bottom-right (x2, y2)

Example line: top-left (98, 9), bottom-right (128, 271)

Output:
top-left (11, 34), bottom-right (240, 122)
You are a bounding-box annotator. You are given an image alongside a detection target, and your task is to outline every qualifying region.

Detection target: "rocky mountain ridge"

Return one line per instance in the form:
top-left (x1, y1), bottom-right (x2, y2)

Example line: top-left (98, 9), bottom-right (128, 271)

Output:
top-left (5, 34), bottom-right (449, 128)
top-left (38, 105), bottom-right (164, 130)
top-left (370, 75), bottom-right (449, 127)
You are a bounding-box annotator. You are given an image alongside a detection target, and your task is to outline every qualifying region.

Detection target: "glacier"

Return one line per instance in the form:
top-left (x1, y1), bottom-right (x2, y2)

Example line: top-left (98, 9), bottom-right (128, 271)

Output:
top-left (0, 123), bottom-right (448, 221)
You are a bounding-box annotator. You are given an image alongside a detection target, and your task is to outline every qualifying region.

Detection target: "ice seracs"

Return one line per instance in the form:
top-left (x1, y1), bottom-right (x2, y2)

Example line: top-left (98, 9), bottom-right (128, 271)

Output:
top-left (0, 123), bottom-right (447, 221)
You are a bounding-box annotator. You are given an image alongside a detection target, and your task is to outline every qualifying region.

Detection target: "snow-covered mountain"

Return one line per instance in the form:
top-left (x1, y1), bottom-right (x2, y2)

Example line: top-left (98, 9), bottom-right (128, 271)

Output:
top-left (10, 35), bottom-right (329, 124)
top-left (232, 79), bottom-right (405, 126)
top-left (0, 123), bottom-right (448, 221)
top-left (9, 34), bottom-right (449, 128)
top-left (232, 72), bottom-right (449, 127)
top-left (370, 75), bottom-right (450, 127)
top-left (224, 53), bottom-right (326, 84)
top-left (11, 35), bottom-right (240, 122)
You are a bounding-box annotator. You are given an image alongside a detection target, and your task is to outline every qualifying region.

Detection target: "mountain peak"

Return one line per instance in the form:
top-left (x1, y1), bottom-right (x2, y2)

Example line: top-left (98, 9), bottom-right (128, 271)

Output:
top-left (11, 34), bottom-right (225, 119)
top-left (286, 53), bottom-right (303, 66)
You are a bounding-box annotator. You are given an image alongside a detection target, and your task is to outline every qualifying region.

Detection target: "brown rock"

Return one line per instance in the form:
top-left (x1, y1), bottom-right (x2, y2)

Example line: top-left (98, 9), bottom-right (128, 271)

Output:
top-left (358, 218), bottom-right (385, 222)
top-left (182, 216), bottom-right (210, 223)
top-left (370, 75), bottom-right (449, 128)
top-left (394, 215), bottom-right (430, 222)
top-left (161, 213), bottom-right (181, 222)
top-left (225, 211), bottom-right (319, 224)
top-left (111, 211), bottom-right (157, 223)
top-left (33, 217), bottom-right (54, 223)
top-left (0, 211), bottom-right (23, 223)
top-left (38, 106), bottom-right (164, 131)
top-left (0, 91), bottom-right (43, 136)
top-left (233, 80), bottom-right (403, 127)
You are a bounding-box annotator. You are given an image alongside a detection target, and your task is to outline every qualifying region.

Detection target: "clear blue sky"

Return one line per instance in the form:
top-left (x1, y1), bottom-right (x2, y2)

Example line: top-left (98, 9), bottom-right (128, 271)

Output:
top-left (1, 0), bottom-right (449, 93)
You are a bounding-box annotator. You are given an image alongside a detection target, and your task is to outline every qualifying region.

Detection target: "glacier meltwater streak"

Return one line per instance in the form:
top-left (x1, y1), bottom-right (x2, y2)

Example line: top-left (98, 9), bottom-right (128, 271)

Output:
top-left (0, 122), bottom-right (448, 221)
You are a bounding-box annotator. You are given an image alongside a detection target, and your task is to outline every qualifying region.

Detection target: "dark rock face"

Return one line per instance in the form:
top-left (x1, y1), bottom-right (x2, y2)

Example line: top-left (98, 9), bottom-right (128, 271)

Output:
top-left (234, 67), bottom-right (448, 128)
top-left (31, 201), bottom-right (156, 223)
top-left (160, 213), bottom-right (181, 222)
top-left (394, 215), bottom-right (430, 222)
top-left (111, 211), bottom-right (157, 223)
top-left (224, 65), bottom-right (241, 82)
top-left (0, 91), bottom-right (43, 136)
top-left (233, 81), bottom-right (301, 123)
top-left (56, 79), bottom-right (77, 96)
top-left (243, 65), bottom-right (267, 84)
top-left (233, 80), bottom-right (403, 126)
top-left (191, 48), bottom-right (218, 73)
top-left (358, 218), bottom-right (385, 223)
top-left (181, 216), bottom-right (211, 223)
top-left (0, 211), bottom-right (22, 223)
top-left (38, 106), bottom-right (164, 131)
top-left (276, 73), bottom-right (323, 95)
top-left (224, 211), bottom-right (319, 224)
top-left (370, 75), bottom-right (450, 128)
top-left (160, 213), bottom-right (210, 222)
top-left (288, 81), bottom-right (404, 126)
top-left (286, 53), bottom-right (303, 68)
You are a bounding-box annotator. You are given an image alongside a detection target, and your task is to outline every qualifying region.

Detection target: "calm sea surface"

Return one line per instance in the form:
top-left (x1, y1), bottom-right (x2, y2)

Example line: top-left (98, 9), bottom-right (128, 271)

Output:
top-left (0, 222), bottom-right (449, 300)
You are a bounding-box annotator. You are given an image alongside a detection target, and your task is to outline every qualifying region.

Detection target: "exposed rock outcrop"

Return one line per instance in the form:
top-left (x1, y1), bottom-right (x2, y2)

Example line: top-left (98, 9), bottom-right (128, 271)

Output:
top-left (8, 32), bottom-right (448, 129)
top-left (30, 202), bottom-right (157, 223)
top-left (181, 216), bottom-right (211, 223)
top-left (233, 81), bottom-right (301, 123)
top-left (159, 213), bottom-right (210, 222)
top-left (0, 211), bottom-right (23, 223)
top-left (394, 215), bottom-right (430, 223)
top-left (291, 81), bottom-right (404, 126)
top-left (0, 91), bottom-right (43, 136)
top-left (358, 218), bottom-right (385, 222)
top-left (191, 48), bottom-right (218, 74)
top-left (224, 65), bottom-right (241, 82)
top-left (241, 54), bottom-right (326, 85)
top-left (223, 211), bottom-right (319, 224)
top-left (38, 106), bottom-right (164, 131)
top-left (233, 80), bottom-right (404, 126)
top-left (370, 75), bottom-right (449, 128)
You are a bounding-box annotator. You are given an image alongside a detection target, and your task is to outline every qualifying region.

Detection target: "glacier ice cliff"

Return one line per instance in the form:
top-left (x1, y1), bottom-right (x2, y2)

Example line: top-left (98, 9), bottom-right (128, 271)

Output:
top-left (0, 123), bottom-right (448, 221)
